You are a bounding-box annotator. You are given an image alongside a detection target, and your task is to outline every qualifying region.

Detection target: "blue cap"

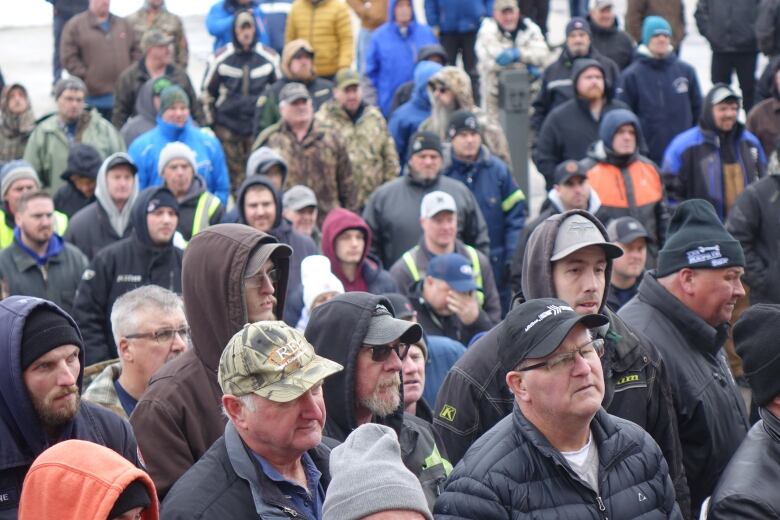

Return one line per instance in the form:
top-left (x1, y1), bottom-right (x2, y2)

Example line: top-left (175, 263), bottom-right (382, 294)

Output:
top-left (427, 253), bottom-right (478, 293)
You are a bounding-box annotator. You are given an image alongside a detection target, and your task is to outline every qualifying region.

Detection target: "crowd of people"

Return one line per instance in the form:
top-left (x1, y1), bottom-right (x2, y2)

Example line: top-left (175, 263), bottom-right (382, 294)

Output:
top-left (1, 0), bottom-right (780, 518)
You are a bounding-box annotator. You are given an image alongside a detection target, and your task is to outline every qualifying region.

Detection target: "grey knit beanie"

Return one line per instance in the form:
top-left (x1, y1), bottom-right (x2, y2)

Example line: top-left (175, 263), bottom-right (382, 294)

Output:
top-left (0, 161), bottom-right (40, 198)
top-left (157, 142), bottom-right (197, 178)
top-left (322, 424), bottom-right (433, 520)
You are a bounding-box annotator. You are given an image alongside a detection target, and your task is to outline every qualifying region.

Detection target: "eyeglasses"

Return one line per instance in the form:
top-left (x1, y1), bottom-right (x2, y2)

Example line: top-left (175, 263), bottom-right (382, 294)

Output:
top-left (126, 326), bottom-right (191, 347)
top-left (516, 338), bottom-right (604, 373)
top-left (432, 85), bottom-right (449, 94)
top-left (245, 267), bottom-right (279, 290)
top-left (365, 342), bottom-right (410, 362)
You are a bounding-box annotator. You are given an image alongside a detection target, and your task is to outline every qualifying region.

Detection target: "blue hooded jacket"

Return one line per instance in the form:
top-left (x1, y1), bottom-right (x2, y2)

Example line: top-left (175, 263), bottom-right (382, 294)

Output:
top-left (366, 0), bottom-right (438, 117)
top-left (206, 0), bottom-right (271, 51)
top-left (0, 296), bottom-right (140, 518)
top-left (389, 61), bottom-right (443, 162)
top-left (424, 0), bottom-right (493, 33)
top-left (128, 116), bottom-right (230, 205)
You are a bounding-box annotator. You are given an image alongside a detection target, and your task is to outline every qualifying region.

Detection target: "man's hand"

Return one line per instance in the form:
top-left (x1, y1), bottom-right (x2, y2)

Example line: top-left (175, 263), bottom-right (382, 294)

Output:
top-left (447, 290), bottom-right (480, 325)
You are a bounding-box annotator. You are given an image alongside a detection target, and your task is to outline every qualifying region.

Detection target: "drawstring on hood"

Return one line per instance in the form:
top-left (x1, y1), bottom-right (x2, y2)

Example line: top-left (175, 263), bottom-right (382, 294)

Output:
top-left (95, 153), bottom-right (140, 238)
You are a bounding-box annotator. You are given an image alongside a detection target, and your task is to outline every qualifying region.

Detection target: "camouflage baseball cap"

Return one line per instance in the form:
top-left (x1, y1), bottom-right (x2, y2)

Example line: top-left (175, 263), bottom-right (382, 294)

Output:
top-left (219, 321), bottom-right (343, 402)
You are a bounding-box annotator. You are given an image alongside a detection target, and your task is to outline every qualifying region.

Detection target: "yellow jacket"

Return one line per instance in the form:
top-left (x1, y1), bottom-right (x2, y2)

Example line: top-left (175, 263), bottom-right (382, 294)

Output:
top-left (285, 0), bottom-right (354, 77)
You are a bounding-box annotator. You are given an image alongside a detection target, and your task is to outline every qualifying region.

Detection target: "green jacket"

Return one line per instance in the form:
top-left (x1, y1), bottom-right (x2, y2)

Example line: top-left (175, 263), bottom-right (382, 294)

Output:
top-left (23, 109), bottom-right (126, 193)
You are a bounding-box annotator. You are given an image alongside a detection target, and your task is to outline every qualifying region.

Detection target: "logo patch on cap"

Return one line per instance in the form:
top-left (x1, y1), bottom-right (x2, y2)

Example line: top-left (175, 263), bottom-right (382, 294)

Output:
top-left (524, 304), bottom-right (573, 332)
top-left (565, 161), bottom-right (578, 173)
top-left (459, 264), bottom-right (473, 276)
top-left (686, 245), bottom-right (728, 266)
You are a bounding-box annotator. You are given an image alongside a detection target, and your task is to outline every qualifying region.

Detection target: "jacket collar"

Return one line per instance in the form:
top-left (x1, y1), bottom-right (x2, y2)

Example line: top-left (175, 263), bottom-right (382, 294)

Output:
top-left (760, 407), bottom-right (780, 442)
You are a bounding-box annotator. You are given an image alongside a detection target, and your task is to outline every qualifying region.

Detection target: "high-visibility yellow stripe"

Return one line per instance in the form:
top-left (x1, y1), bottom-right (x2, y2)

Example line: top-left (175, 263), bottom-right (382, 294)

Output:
top-left (502, 189), bottom-right (526, 212)
top-left (465, 245), bottom-right (484, 306)
top-left (423, 444), bottom-right (453, 476)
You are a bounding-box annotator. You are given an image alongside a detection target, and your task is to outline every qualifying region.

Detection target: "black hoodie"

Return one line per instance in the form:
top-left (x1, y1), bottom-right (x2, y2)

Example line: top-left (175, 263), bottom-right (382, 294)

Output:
top-left (304, 292), bottom-right (450, 508)
top-left (72, 187), bottom-right (184, 365)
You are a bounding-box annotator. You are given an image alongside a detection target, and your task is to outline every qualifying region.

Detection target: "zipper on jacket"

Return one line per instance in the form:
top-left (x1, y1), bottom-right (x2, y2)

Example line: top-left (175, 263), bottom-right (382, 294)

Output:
top-left (596, 495), bottom-right (608, 519)
top-left (281, 506), bottom-right (299, 517)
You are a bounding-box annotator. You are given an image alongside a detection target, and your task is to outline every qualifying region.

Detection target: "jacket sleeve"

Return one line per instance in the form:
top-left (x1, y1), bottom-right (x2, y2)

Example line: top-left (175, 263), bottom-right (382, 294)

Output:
top-left (532, 115), bottom-right (562, 188)
top-left (205, 3), bottom-right (233, 39)
top-left (425, 0), bottom-right (440, 29)
top-left (105, 120), bottom-right (127, 154)
top-left (530, 75), bottom-right (552, 132)
top-left (365, 34), bottom-right (381, 91)
top-left (660, 136), bottom-right (689, 207)
top-left (616, 69), bottom-right (638, 112)
top-left (130, 398), bottom-right (196, 499)
top-left (60, 19), bottom-right (88, 79)
top-left (500, 170), bottom-right (525, 268)
top-left (129, 23), bottom-right (143, 62)
top-left (128, 139), bottom-right (151, 190)
top-left (433, 474), bottom-right (510, 520)
top-left (479, 253), bottom-right (502, 324)
top-left (625, 0), bottom-right (648, 43)
top-left (694, 0), bottom-right (711, 42)
top-left (688, 67), bottom-right (703, 121)
top-left (336, 139), bottom-right (358, 211)
top-left (111, 72), bottom-right (134, 129)
top-left (284, 4), bottom-right (297, 44)
top-left (23, 129), bottom-right (45, 186)
top-left (72, 256), bottom-right (114, 365)
top-left (654, 194), bottom-right (670, 247)
top-left (206, 135), bottom-right (230, 205)
top-left (475, 22), bottom-right (506, 67)
top-left (362, 192), bottom-right (385, 261)
top-left (725, 189), bottom-right (768, 288)
top-left (461, 190), bottom-right (491, 258)
top-left (182, 74), bottom-right (206, 127)
top-left (519, 21), bottom-right (550, 67)
top-left (709, 495), bottom-right (780, 520)
top-left (335, 4), bottom-right (355, 72)
top-left (382, 130), bottom-right (401, 181)
top-left (389, 112), bottom-right (410, 164)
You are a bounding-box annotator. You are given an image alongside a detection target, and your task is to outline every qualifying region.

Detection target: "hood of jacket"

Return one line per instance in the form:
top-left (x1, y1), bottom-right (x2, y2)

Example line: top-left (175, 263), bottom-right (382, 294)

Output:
top-left (134, 77), bottom-right (158, 123)
top-left (547, 186), bottom-right (602, 215)
top-left (571, 58), bottom-right (614, 100)
top-left (95, 152), bottom-right (140, 238)
top-left (429, 66), bottom-right (475, 110)
top-left (321, 208), bottom-right (371, 281)
top-left (635, 43), bottom-right (676, 66)
top-left (387, 0), bottom-right (418, 24)
top-left (18, 439), bottom-right (158, 520)
top-left (0, 297), bottom-right (86, 471)
top-left (700, 82), bottom-right (743, 134)
top-left (131, 186), bottom-right (177, 247)
top-left (236, 174), bottom-right (282, 229)
top-left (520, 209), bottom-right (614, 313)
top-left (225, 0), bottom-right (259, 11)
top-left (245, 146), bottom-right (288, 187)
top-left (182, 224), bottom-right (290, 371)
top-left (411, 61), bottom-right (442, 110)
top-left (0, 84), bottom-right (35, 135)
top-left (590, 108), bottom-right (645, 164)
top-left (231, 7), bottom-right (259, 50)
top-left (304, 292), bottom-right (405, 439)
top-left (281, 39), bottom-right (316, 80)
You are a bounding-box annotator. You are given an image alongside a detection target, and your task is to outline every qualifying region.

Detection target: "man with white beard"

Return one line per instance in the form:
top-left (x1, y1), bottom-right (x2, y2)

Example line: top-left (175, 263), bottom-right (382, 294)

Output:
top-left (304, 291), bottom-right (452, 509)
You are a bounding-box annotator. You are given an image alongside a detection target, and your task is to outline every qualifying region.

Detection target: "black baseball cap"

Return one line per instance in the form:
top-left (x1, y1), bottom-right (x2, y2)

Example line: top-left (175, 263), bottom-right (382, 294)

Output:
top-left (606, 216), bottom-right (652, 245)
top-left (554, 160), bottom-right (588, 185)
top-left (498, 298), bottom-right (608, 372)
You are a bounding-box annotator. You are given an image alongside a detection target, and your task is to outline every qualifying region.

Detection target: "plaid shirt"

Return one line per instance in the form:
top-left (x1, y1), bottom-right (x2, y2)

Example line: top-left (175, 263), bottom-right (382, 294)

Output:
top-left (82, 362), bottom-right (126, 419)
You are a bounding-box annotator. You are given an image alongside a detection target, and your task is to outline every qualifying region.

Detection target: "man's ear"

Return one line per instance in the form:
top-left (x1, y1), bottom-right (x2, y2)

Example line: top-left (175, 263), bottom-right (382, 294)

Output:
top-left (222, 395), bottom-right (245, 426)
top-left (117, 338), bottom-right (132, 362)
top-left (506, 371), bottom-right (530, 403)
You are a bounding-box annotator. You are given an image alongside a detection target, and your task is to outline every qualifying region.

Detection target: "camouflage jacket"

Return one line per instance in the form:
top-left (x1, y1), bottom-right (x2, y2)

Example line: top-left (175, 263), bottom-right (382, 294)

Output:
top-left (421, 66), bottom-right (512, 168)
top-left (254, 120), bottom-right (358, 224)
top-left (127, 6), bottom-right (189, 69)
top-left (315, 100), bottom-right (399, 210)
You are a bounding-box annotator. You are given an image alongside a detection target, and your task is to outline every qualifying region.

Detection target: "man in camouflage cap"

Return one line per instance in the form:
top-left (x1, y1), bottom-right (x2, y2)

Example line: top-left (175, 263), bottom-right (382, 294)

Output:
top-left (163, 320), bottom-right (342, 519)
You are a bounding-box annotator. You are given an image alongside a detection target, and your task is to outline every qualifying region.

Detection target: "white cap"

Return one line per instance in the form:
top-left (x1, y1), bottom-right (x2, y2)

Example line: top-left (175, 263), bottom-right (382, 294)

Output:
top-left (301, 255), bottom-right (344, 310)
top-left (420, 191), bottom-right (456, 219)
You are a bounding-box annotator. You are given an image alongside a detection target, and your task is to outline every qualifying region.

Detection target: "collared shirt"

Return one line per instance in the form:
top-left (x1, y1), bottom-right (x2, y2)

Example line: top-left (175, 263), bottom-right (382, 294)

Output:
top-left (252, 451), bottom-right (324, 520)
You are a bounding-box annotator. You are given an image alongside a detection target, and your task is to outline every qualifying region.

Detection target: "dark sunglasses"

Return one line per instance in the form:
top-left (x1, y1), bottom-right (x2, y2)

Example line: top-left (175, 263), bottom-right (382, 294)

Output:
top-left (366, 342), bottom-right (410, 362)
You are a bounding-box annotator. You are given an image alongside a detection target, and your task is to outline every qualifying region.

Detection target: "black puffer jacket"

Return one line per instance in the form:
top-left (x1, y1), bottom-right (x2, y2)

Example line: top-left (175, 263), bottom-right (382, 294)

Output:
top-left (694, 0), bottom-right (759, 53)
top-left (304, 292), bottom-right (451, 509)
top-left (587, 15), bottom-right (635, 71)
top-left (72, 187), bottom-right (183, 365)
top-left (434, 407), bottom-right (682, 519)
top-left (618, 273), bottom-right (750, 515)
top-left (435, 209), bottom-right (690, 517)
top-left (708, 407), bottom-right (780, 519)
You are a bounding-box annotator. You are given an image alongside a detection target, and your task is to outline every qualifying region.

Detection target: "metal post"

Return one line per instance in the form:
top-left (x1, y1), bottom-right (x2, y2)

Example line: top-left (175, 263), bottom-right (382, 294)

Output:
top-left (498, 69), bottom-right (531, 197)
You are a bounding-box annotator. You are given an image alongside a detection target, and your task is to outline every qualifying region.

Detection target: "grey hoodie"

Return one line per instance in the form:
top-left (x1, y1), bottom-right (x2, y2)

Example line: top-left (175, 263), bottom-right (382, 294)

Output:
top-left (95, 152), bottom-right (140, 239)
top-left (120, 78), bottom-right (157, 147)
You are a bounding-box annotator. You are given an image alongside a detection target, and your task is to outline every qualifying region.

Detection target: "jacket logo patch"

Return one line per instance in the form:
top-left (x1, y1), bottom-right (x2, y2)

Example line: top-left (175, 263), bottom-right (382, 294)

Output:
top-left (81, 269), bottom-right (95, 281)
top-left (673, 77), bottom-right (689, 94)
top-left (524, 304), bottom-right (572, 332)
top-left (0, 487), bottom-right (19, 510)
top-left (439, 405), bottom-right (457, 422)
top-left (116, 274), bottom-right (143, 283)
top-left (686, 245), bottom-right (728, 267)
top-left (638, 491), bottom-right (647, 502)
top-left (616, 374), bottom-right (640, 385)
top-left (615, 373), bottom-right (647, 392)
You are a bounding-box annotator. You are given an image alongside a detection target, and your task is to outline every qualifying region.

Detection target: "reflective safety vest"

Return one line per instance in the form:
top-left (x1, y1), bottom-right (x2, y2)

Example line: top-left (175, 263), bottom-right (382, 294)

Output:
top-left (178, 192), bottom-right (221, 248)
top-left (402, 245), bottom-right (485, 306)
top-left (0, 209), bottom-right (68, 249)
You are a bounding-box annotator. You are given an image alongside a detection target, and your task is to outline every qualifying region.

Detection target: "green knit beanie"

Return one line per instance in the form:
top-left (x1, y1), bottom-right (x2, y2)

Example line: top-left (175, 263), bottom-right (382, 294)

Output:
top-left (158, 85), bottom-right (189, 115)
top-left (656, 199), bottom-right (745, 276)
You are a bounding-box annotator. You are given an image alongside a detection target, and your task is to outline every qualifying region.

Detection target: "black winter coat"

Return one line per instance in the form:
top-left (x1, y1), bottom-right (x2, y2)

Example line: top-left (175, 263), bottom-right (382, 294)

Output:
top-left (694, 0), bottom-right (759, 53)
top-left (64, 201), bottom-right (133, 260)
top-left (530, 47), bottom-right (619, 132)
top-left (708, 407), bottom-right (780, 519)
top-left (433, 406), bottom-right (682, 519)
top-left (725, 173), bottom-right (780, 304)
top-left (587, 16), bottom-right (635, 71)
top-left (618, 273), bottom-right (750, 515)
top-left (163, 421), bottom-right (331, 519)
top-left (54, 181), bottom-right (94, 219)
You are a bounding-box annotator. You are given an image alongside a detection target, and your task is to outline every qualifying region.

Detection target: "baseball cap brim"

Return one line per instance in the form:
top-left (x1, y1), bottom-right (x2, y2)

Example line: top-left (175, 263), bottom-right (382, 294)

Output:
top-left (363, 315), bottom-right (423, 346)
top-left (254, 355), bottom-right (344, 403)
top-left (617, 229), bottom-right (652, 245)
top-left (551, 240), bottom-right (624, 262)
top-left (523, 312), bottom-right (609, 361)
top-left (711, 86), bottom-right (741, 105)
top-left (246, 242), bottom-right (293, 278)
top-left (105, 156), bottom-right (138, 175)
top-left (448, 278), bottom-right (478, 293)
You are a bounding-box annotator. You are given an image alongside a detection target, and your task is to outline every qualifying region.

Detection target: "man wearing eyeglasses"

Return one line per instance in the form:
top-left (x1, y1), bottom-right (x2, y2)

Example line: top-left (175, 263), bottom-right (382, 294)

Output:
top-left (83, 285), bottom-right (188, 419)
top-left (434, 298), bottom-right (681, 518)
top-left (305, 292), bottom-right (451, 509)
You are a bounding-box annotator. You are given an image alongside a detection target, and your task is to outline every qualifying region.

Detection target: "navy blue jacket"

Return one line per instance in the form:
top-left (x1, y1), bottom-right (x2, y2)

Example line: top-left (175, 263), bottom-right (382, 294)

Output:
top-left (389, 61), bottom-right (443, 162)
top-left (442, 145), bottom-right (525, 283)
top-left (424, 0), bottom-right (492, 33)
top-left (366, 0), bottom-right (438, 117)
top-left (662, 86), bottom-right (766, 220)
top-left (0, 296), bottom-right (139, 519)
top-left (617, 48), bottom-right (702, 165)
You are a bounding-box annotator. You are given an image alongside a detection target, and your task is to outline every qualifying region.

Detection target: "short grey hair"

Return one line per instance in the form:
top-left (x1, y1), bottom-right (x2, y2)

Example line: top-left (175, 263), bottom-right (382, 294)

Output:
top-left (110, 285), bottom-right (185, 347)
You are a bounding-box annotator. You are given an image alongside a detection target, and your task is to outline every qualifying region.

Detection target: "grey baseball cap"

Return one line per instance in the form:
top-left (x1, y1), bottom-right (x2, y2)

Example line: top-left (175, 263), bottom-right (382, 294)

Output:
top-left (551, 214), bottom-right (623, 261)
top-left (363, 304), bottom-right (423, 346)
top-left (279, 82), bottom-right (311, 104)
top-left (283, 185), bottom-right (318, 211)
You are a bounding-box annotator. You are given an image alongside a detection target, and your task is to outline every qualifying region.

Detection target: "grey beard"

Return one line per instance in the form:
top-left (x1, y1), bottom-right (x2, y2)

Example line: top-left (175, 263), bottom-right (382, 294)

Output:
top-left (432, 104), bottom-right (454, 139)
top-left (359, 373), bottom-right (402, 418)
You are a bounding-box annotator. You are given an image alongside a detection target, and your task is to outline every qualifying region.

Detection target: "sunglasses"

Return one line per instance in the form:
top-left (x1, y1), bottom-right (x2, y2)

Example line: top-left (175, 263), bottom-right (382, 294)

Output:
top-left (366, 342), bottom-right (410, 362)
